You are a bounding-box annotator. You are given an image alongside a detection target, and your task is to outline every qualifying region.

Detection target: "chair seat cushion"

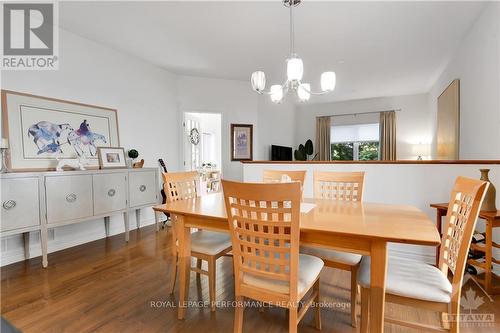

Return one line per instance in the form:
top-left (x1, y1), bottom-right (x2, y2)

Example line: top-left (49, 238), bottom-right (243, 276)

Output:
top-left (243, 254), bottom-right (324, 295)
top-left (357, 256), bottom-right (452, 303)
top-left (190, 230), bottom-right (232, 255)
top-left (300, 246), bottom-right (362, 266)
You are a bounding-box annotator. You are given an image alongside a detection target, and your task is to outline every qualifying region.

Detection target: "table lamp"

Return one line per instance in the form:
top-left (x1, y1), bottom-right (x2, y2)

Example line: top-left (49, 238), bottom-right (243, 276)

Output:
top-left (413, 142), bottom-right (430, 160)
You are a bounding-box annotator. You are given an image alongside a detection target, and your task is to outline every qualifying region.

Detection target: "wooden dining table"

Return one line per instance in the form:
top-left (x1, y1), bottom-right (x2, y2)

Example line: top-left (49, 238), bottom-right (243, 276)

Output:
top-left (153, 192), bottom-right (440, 333)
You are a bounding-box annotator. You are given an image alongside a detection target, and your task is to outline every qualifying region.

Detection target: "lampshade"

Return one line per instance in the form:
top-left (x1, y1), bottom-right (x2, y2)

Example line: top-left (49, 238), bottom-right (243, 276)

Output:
top-left (286, 57), bottom-right (303, 81)
top-left (321, 71), bottom-right (336, 92)
top-left (251, 71), bottom-right (266, 92)
top-left (270, 85), bottom-right (284, 103)
top-left (412, 142), bottom-right (430, 159)
top-left (298, 83), bottom-right (311, 102)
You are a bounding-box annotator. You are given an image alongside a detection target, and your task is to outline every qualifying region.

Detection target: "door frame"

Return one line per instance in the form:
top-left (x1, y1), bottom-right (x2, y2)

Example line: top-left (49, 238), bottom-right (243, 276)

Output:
top-left (181, 110), bottom-right (223, 173)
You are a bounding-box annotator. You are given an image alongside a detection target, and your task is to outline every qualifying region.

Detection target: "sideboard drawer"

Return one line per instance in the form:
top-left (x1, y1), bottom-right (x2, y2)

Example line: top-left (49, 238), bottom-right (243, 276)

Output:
top-left (93, 173), bottom-right (127, 215)
top-left (1, 178), bottom-right (40, 232)
top-left (46, 175), bottom-right (93, 223)
top-left (129, 171), bottom-right (157, 207)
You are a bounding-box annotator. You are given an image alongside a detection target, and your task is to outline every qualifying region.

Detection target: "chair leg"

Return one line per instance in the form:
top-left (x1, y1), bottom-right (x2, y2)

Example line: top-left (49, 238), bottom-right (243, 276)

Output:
top-left (314, 279), bottom-right (322, 330)
top-left (196, 258), bottom-right (202, 280)
top-left (441, 311), bottom-right (451, 330)
top-left (360, 287), bottom-right (369, 333)
top-left (208, 257), bottom-right (216, 311)
top-left (234, 296), bottom-right (245, 333)
top-left (170, 257), bottom-right (178, 295)
top-left (289, 305), bottom-right (298, 333)
top-left (450, 300), bottom-right (460, 333)
top-left (351, 265), bottom-right (359, 327)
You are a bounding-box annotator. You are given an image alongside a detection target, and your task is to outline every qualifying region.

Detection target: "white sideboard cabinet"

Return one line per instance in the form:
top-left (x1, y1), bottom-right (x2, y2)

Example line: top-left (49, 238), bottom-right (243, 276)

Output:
top-left (0, 168), bottom-right (160, 267)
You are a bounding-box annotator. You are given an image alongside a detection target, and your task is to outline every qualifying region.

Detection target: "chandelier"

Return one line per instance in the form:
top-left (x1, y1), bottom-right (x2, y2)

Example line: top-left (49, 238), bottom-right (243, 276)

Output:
top-left (250, 0), bottom-right (336, 103)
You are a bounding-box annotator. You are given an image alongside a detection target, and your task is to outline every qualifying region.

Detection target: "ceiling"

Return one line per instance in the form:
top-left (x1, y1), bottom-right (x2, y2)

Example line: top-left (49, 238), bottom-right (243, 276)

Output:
top-left (59, 1), bottom-right (486, 103)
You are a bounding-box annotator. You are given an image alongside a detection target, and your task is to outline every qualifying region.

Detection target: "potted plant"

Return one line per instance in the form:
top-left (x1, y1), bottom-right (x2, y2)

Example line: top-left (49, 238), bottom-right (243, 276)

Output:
top-left (294, 139), bottom-right (314, 161)
top-left (127, 149), bottom-right (139, 168)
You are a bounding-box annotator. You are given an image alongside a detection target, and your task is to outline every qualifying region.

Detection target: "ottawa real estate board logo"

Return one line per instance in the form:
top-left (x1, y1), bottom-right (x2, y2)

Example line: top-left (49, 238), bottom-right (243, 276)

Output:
top-left (1, 2), bottom-right (59, 70)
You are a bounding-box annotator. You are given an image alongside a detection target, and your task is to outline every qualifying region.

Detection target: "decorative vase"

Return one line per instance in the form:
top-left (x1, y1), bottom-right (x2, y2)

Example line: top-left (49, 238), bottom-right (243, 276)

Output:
top-left (126, 158), bottom-right (133, 168)
top-left (479, 169), bottom-right (497, 212)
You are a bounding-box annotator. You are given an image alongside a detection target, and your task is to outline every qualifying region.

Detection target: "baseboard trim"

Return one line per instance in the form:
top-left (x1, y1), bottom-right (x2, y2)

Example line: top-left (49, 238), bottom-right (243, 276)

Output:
top-left (0, 217), bottom-right (156, 267)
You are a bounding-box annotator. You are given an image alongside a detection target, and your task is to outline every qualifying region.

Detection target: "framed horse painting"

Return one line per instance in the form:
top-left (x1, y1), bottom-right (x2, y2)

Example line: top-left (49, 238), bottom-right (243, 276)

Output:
top-left (1, 90), bottom-right (120, 171)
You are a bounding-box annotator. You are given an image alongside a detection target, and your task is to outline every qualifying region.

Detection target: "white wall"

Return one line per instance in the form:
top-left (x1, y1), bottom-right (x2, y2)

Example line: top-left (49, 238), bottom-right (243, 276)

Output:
top-left (177, 75), bottom-right (260, 181)
top-left (178, 79), bottom-right (297, 179)
top-left (0, 30), bottom-right (298, 265)
top-left (244, 162), bottom-right (500, 265)
top-left (295, 93), bottom-right (433, 160)
top-left (293, 3), bottom-right (500, 162)
top-left (2, 3), bottom-right (497, 267)
top-left (429, 2), bottom-right (500, 159)
top-left (1, 29), bottom-right (179, 266)
top-left (257, 97), bottom-right (296, 160)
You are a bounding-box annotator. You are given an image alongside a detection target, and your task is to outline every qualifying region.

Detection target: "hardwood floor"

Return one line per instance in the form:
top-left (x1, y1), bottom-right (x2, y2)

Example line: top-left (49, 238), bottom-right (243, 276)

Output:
top-left (1, 225), bottom-right (499, 333)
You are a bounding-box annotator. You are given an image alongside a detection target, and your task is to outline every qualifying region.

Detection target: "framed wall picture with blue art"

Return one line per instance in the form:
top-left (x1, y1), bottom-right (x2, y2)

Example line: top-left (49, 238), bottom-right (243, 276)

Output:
top-left (1, 90), bottom-right (120, 171)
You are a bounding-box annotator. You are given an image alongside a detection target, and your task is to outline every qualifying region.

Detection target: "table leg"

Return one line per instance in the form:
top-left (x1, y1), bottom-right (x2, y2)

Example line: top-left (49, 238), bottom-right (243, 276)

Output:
top-left (104, 216), bottom-right (110, 237)
top-left (176, 214), bottom-right (191, 320)
top-left (124, 211), bottom-right (130, 242)
top-left (370, 241), bottom-right (388, 333)
top-left (154, 210), bottom-right (161, 232)
top-left (23, 232), bottom-right (30, 260)
top-left (136, 209), bottom-right (141, 230)
top-left (40, 227), bottom-right (48, 268)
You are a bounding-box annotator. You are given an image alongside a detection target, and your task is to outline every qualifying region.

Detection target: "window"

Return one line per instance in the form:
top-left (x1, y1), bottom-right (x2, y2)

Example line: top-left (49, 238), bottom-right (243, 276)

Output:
top-left (331, 123), bottom-right (379, 161)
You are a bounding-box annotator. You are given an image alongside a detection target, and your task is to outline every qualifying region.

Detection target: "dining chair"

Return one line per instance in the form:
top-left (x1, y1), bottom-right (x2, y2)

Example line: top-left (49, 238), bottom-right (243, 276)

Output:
top-left (222, 180), bottom-right (323, 333)
top-left (163, 171), bottom-right (232, 311)
top-left (262, 169), bottom-right (307, 188)
top-left (358, 176), bottom-right (489, 333)
top-left (301, 171), bottom-right (365, 327)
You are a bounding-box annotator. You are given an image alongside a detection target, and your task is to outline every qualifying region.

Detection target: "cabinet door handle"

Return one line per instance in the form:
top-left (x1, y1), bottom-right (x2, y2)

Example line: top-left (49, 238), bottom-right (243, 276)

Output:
top-left (2, 200), bottom-right (16, 210)
top-left (108, 189), bottom-right (116, 197)
top-left (139, 185), bottom-right (146, 192)
top-left (66, 193), bottom-right (77, 203)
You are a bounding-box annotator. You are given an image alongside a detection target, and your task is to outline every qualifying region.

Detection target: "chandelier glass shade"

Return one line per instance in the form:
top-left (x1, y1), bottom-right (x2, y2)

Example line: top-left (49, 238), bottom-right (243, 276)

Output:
top-left (250, 0), bottom-right (336, 103)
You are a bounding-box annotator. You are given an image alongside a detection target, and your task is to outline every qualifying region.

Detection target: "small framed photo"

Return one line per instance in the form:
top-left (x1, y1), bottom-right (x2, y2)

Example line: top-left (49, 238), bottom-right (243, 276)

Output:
top-left (97, 147), bottom-right (127, 169)
top-left (231, 124), bottom-right (253, 161)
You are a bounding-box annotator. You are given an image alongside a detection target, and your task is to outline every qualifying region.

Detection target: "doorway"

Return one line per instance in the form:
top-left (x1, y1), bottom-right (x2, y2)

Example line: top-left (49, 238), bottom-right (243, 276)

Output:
top-left (183, 112), bottom-right (222, 173)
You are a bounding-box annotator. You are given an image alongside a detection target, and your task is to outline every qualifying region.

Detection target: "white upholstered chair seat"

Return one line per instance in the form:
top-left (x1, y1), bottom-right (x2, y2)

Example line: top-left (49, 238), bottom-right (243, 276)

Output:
top-left (189, 230), bottom-right (232, 255)
top-left (358, 256), bottom-right (452, 303)
top-left (243, 254), bottom-right (324, 295)
top-left (300, 246), bottom-right (362, 266)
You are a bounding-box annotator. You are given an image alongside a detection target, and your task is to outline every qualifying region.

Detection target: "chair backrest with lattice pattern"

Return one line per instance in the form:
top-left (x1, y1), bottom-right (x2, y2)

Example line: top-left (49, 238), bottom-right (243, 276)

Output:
top-left (262, 170), bottom-right (307, 187)
top-left (313, 171), bottom-right (365, 201)
top-left (162, 171), bottom-right (198, 203)
top-left (222, 180), bottom-right (302, 299)
top-left (438, 177), bottom-right (488, 289)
